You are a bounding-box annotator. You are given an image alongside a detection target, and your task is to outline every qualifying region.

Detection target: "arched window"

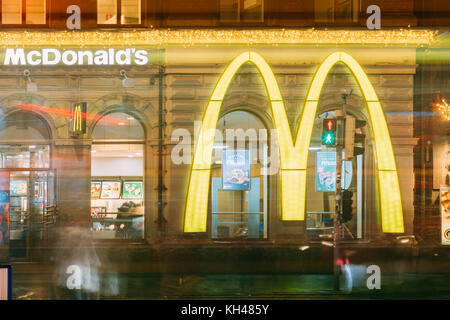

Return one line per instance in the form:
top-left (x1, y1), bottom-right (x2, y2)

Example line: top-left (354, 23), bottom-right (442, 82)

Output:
top-left (90, 112), bottom-right (145, 240)
top-left (0, 110), bottom-right (54, 252)
top-left (211, 110), bottom-right (271, 240)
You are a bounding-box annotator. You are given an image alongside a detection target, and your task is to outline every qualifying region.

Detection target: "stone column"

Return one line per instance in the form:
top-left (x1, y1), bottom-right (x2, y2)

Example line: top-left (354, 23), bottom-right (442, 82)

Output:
top-left (53, 139), bottom-right (92, 226)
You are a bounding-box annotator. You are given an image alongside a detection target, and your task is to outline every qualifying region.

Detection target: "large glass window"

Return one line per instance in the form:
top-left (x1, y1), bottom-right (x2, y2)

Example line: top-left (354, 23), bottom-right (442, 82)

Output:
top-left (1, 0), bottom-right (46, 24)
top-left (97, 0), bottom-right (141, 25)
top-left (211, 111), bottom-right (270, 240)
top-left (91, 112), bottom-right (145, 240)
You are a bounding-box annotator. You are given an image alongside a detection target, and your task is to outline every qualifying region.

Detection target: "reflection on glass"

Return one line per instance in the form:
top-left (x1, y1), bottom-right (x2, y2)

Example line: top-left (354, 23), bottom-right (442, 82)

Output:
top-left (0, 145), bottom-right (49, 169)
top-left (121, 0), bottom-right (140, 24)
top-left (2, 0), bottom-right (22, 24)
top-left (26, 0), bottom-right (46, 24)
top-left (91, 144), bottom-right (144, 239)
top-left (97, 0), bottom-right (117, 24)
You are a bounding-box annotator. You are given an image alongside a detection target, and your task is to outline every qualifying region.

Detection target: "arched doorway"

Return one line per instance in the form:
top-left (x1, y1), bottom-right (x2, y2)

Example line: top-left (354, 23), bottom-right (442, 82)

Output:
top-left (0, 110), bottom-right (56, 258)
top-left (210, 110), bottom-right (271, 240)
top-left (90, 111), bottom-right (146, 240)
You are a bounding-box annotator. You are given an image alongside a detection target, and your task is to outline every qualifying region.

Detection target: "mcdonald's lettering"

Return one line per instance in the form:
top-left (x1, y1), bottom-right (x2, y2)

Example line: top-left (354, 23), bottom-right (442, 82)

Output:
top-left (183, 51), bottom-right (404, 234)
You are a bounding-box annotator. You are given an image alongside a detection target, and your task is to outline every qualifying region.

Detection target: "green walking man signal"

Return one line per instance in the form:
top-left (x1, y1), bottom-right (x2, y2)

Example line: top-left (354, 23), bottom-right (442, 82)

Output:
top-left (321, 118), bottom-right (337, 146)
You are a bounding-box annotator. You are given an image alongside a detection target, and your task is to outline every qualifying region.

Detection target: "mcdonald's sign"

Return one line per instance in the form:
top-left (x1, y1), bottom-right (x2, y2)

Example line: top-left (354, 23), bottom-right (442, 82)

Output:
top-left (183, 51), bottom-right (404, 234)
top-left (70, 102), bottom-right (87, 136)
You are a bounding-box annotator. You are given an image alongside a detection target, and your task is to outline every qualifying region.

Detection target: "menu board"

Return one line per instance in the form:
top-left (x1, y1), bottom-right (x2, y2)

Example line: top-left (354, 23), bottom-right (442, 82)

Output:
top-left (91, 182), bottom-right (102, 199)
top-left (100, 181), bottom-right (121, 199)
top-left (10, 180), bottom-right (27, 196)
top-left (123, 181), bottom-right (143, 199)
top-left (441, 185), bottom-right (450, 245)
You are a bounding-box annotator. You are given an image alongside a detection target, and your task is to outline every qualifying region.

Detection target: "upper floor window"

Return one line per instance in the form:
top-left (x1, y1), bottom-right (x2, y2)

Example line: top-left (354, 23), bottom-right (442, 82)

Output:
top-left (1, 0), bottom-right (46, 25)
top-left (314, 0), bottom-right (359, 25)
top-left (97, 0), bottom-right (141, 25)
top-left (220, 0), bottom-right (264, 24)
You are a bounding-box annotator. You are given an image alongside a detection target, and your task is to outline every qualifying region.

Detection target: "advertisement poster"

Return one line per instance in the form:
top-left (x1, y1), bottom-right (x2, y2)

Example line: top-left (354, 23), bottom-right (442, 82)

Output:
top-left (316, 152), bottom-right (337, 192)
top-left (91, 182), bottom-right (101, 199)
top-left (222, 150), bottom-right (251, 191)
top-left (316, 152), bottom-right (353, 192)
top-left (440, 185), bottom-right (450, 245)
top-left (100, 181), bottom-right (121, 199)
top-left (10, 180), bottom-right (27, 196)
top-left (123, 181), bottom-right (143, 199)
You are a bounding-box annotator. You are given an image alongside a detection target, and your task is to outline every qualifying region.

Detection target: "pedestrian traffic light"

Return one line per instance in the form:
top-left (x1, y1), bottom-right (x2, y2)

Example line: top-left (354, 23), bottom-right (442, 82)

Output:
top-left (344, 116), bottom-right (366, 160)
top-left (321, 118), bottom-right (337, 146)
top-left (341, 189), bottom-right (353, 223)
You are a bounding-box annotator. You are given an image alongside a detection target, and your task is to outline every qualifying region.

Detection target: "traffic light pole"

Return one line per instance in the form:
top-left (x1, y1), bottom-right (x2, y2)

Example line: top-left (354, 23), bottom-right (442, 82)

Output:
top-left (333, 90), bottom-right (350, 291)
top-left (333, 133), bottom-right (343, 291)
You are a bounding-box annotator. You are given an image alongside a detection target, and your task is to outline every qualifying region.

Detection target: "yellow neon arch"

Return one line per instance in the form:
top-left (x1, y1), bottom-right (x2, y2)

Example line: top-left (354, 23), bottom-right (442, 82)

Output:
top-left (184, 51), bottom-right (404, 234)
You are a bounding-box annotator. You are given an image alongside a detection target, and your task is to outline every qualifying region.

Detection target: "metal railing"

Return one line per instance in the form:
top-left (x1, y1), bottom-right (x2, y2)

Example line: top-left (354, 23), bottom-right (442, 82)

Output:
top-left (306, 212), bottom-right (335, 231)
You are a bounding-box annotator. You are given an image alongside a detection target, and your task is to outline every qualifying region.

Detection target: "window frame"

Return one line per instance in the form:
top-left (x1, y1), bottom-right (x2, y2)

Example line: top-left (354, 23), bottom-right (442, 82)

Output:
top-left (314, 0), bottom-right (361, 27)
top-left (97, 0), bottom-right (144, 28)
top-left (0, 0), bottom-right (49, 27)
top-left (219, 0), bottom-right (265, 26)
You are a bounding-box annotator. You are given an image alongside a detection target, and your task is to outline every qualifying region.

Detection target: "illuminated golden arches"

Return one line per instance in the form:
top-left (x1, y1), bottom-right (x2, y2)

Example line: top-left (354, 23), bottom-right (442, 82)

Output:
top-left (184, 51), bottom-right (404, 234)
top-left (295, 52), bottom-right (404, 233)
top-left (184, 51), bottom-right (299, 232)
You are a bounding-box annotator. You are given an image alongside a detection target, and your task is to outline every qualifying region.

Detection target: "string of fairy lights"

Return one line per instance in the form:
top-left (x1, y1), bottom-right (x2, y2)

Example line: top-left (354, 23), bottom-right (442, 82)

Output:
top-left (0, 29), bottom-right (437, 48)
top-left (433, 91), bottom-right (450, 121)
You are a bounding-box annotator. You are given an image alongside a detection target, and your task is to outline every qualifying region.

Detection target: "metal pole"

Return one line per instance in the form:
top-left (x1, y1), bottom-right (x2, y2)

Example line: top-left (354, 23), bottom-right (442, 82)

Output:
top-left (333, 91), bottom-right (350, 291)
top-left (334, 142), bottom-right (342, 291)
top-left (157, 64), bottom-right (166, 238)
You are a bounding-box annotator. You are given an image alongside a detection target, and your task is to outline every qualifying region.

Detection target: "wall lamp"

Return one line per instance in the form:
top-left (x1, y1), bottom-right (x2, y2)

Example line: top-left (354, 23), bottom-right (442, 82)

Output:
top-left (24, 69), bottom-right (37, 93)
top-left (120, 69), bottom-right (134, 88)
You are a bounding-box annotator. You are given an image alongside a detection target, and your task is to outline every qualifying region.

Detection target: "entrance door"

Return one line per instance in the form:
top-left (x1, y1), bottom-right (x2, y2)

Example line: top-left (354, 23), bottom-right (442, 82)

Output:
top-left (8, 170), bottom-right (56, 258)
top-left (211, 177), bottom-right (262, 239)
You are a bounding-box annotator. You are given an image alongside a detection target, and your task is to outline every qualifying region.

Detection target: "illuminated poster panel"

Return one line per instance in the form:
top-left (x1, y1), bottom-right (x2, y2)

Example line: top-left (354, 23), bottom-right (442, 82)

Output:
top-left (441, 185), bottom-right (450, 245)
top-left (10, 180), bottom-right (27, 196)
top-left (122, 181), bottom-right (143, 199)
top-left (100, 181), bottom-right (121, 199)
top-left (316, 152), bottom-right (353, 192)
top-left (316, 152), bottom-right (336, 192)
top-left (222, 150), bottom-right (251, 191)
top-left (91, 182), bottom-right (101, 199)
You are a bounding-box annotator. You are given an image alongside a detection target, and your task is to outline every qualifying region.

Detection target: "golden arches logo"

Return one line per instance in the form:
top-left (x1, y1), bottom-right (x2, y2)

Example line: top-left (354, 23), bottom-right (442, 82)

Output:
top-left (183, 51), bottom-right (404, 234)
top-left (73, 104), bottom-right (82, 133)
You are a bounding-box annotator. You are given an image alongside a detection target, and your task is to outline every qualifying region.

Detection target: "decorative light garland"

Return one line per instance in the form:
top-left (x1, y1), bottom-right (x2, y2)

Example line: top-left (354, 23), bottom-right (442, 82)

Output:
top-left (0, 28), bottom-right (437, 48)
top-left (433, 92), bottom-right (450, 121)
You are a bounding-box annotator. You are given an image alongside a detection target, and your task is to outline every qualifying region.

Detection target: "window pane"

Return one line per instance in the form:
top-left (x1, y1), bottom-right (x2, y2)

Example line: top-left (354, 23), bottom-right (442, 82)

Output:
top-left (220, 0), bottom-right (239, 23)
top-left (121, 0), bottom-right (141, 24)
top-left (314, 0), bottom-right (334, 23)
top-left (0, 145), bottom-right (50, 169)
top-left (92, 112), bottom-right (145, 142)
top-left (26, 0), bottom-right (46, 24)
top-left (2, 0), bottom-right (22, 24)
top-left (335, 0), bottom-right (354, 23)
top-left (97, 0), bottom-right (117, 24)
top-left (242, 0), bottom-right (263, 22)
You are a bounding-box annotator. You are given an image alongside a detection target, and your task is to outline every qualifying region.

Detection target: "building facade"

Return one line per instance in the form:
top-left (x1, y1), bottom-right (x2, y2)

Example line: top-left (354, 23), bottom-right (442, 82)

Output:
top-left (0, 0), bottom-right (446, 266)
